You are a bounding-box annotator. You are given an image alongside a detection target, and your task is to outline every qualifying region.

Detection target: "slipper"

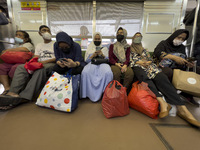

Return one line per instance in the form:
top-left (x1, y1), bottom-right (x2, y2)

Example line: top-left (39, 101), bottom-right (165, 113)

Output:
top-left (1, 90), bottom-right (9, 95)
top-left (0, 105), bottom-right (15, 111)
top-left (0, 96), bottom-right (23, 106)
top-left (177, 111), bottom-right (200, 128)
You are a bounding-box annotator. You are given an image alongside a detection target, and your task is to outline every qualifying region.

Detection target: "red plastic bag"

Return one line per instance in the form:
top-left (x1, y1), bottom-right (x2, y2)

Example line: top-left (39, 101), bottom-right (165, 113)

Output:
top-left (128, 81), bottom-right (159, 119)
top-left (102, 80), bottom-right (130, 119)
top-left (0, 51), bottom-right (33, 64)
top-left (24, 57), bottom-right (43, 74)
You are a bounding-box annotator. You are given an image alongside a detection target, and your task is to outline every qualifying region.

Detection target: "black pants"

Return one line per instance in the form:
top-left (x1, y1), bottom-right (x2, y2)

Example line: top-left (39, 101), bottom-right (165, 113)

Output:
top-left (133, 67), bottom-right (184, 105)
top-left (53, 64), bottom-right (84, 75)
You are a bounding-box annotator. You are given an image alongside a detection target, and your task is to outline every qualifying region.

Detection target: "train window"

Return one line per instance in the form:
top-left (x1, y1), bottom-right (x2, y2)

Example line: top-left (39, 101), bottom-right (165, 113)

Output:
top-left (47, 2), bottom-right (93, 37)
top-left (96, 2), bottom-right (143, 38)
top-left (47, 1), bottom-right (143, 50)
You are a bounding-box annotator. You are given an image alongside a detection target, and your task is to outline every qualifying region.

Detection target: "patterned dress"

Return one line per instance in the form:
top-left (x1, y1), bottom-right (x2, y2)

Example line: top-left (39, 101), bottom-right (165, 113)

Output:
top-left (130, 49), bottom-right (161, 79)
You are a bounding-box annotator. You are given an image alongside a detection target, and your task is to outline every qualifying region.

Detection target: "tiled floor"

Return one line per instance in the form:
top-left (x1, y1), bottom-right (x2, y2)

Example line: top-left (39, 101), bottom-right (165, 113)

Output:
top-left (0, 98), bottom-right (199, 150)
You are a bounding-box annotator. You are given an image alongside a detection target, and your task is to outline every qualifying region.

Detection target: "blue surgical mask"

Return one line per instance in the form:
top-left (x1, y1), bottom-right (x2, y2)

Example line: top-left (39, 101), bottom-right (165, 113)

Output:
top-left (15, 37), bottom-right (24, 44)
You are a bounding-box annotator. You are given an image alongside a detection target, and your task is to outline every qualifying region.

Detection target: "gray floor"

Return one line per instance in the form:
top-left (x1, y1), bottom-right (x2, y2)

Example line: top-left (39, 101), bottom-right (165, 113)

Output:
top-left (0, 98), bottom-right (200, 150)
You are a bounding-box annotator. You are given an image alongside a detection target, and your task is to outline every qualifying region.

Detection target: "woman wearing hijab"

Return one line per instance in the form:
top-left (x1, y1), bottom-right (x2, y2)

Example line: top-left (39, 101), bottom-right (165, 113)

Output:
top-left (153, 29), bottom-right (200, 104)
top-left (130, 32), bottom-right (200, 127)
top-left (53, 32), bottom-right (86, 75)
top-left (109, 27), bottom-right (134, 92)
top-left (80, 32), bottom-right (113, 102)
top-left (153, 29), bottom-right (200, 81)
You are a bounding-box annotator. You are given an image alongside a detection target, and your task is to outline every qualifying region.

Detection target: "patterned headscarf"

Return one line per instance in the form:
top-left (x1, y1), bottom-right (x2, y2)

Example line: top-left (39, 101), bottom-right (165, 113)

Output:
top-left (131, 32), bottom-right (144, 56)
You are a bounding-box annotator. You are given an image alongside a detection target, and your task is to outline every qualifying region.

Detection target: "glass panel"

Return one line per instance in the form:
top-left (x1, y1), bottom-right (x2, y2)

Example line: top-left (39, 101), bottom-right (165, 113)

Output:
top-left (96, 2), bottom-right (143, 37)
top-left (146, 13), bottom-right (174, 34)
top-left (48, 2), bottom-right (93, 37)
top-left (18, 12), bottom-right (43, 30)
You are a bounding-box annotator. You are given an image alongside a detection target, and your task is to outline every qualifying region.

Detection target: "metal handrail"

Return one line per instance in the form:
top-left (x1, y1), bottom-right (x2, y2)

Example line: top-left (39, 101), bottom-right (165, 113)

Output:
top-left (0, 40), bottom-right (14, 44)
top-left (189, 0), bottom-right (200, 57)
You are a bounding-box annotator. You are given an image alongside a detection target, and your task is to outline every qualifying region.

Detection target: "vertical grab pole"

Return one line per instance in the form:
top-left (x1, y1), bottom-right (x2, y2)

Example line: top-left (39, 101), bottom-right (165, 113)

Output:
top-left (189, 0), bottom-right (200, 57)
top-left (92, 1), bottom-right (96, 37)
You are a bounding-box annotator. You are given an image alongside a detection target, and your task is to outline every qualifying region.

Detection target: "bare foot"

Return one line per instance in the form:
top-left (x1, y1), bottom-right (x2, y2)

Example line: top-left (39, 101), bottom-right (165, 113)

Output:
top-left (6, 92), bottom-right (20, 97)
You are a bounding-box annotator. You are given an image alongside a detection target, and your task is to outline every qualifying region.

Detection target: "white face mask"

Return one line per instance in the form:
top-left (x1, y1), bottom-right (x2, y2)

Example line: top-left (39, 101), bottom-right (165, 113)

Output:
top-left (173, 39), bottom-right (183, 46)
top-left (42, 32), bottom-right (52, 40)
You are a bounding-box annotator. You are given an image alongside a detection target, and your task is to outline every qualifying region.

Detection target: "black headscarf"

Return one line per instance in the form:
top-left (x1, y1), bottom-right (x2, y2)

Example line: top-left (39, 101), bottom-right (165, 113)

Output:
top-left (54, 32), bottom-right (86, 66)
top-left (153, 29), bottom-right (189, 61)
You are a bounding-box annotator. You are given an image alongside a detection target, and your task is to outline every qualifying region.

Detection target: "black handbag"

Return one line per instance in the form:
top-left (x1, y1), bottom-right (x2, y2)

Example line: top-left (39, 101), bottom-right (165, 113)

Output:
top-left (91, 56), bottom-right (109, 65)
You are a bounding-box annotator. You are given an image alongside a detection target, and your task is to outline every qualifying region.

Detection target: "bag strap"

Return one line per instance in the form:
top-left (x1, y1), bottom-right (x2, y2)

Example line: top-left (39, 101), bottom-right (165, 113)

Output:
top-left (63, 69), bottom-right (72, 83)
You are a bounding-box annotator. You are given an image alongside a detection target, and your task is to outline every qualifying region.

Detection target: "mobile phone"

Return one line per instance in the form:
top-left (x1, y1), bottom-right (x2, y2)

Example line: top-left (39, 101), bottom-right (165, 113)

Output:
top-left (187, 57), bottom-right (196, 62)
top-left (96, 46), bottom-right (102, 51)
top-left (61, 58), bottom-right (68, 62)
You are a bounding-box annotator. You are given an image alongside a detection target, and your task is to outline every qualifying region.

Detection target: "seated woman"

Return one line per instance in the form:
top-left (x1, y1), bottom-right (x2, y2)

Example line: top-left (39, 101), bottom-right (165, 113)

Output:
top-left (0, 30), bottom-right (34, 95)
top-left (153, 29), bottom-right (200, 104)
top-left (153, 29), bottom-right (200, 81)
top-left (109, 27), bottom-right (133, 92)
top-left (130, 32), bottom-right (200, 127)
top-left (52, 31), bottom-right (86, 75)
top-left (80, 32), bottom-right (113, 102)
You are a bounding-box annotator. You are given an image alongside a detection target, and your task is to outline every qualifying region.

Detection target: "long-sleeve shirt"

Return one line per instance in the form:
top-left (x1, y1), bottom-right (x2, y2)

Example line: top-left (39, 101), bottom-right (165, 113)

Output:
top-left (109, 44), bottom-right (130, 66)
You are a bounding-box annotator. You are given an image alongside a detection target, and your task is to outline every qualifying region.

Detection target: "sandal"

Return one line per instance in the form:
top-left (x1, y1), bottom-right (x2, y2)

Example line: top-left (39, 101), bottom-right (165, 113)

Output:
top-left (0, 105), bottom-right (15, 111)
top-left (1, 90), bottom-right (9, 95)
top-left (0, 95), bottom-right (23, 106)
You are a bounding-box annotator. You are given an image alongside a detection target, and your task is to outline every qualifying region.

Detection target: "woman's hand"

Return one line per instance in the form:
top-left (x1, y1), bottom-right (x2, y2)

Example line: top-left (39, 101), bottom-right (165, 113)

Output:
top-left (164, 54), bottom-right (189, 66)
top-left (136, 61), bottom-right (148, 68)
top-left (115, 63), bottom-right (122, 69)
top-left (145, 61), bottom-right (152, 65)
top-left (121, 65), bottom-right (127, 73)
top-left (175, 57), bottom-right (188, 65)
top-left (89, 52), bottom-right (98, 59)
top-left (63, 58), bottom-right (77, 68)
top-left (186, 61), bottom-right (194, 68)
top-left (57, 60), bottom-right (66, 68)
top-left (96, 50), bottom-right (104, 57)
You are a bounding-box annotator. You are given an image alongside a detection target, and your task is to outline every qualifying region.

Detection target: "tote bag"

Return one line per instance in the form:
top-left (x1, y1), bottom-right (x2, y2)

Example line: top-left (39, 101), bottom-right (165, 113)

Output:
top-left (172, 69), bottom-right (200, 97)
top-left (36, 71), bottom-right (80, 112)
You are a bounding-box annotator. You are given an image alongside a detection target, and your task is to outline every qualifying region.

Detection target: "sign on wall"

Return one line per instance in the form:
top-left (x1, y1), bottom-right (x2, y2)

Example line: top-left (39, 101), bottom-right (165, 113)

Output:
top-left (21, 2), bottom-right (40, 10)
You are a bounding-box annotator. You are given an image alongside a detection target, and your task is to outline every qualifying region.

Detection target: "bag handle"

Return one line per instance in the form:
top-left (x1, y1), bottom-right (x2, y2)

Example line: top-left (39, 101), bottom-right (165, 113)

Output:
top-left (109, 80), bottom-right (122, 90)
top-left (63, 69), bottom-right (72, 83)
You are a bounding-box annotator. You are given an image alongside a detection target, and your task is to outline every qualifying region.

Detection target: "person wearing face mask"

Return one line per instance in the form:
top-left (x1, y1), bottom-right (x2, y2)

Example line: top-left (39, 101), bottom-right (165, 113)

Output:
top-left (130, 32), bottom-right (200, 127)
top-left (0, 30), bottom-right (34, 96)
top-left (80, 32), bottom-right (113, 102)
top-left (154, 29), bottom-right (200, 81)
top-left (153, 29), bottom-right (200, 105)
top-left (0, 25), bottom-right (56, 110)
top-left (52, 31), bottom-right (86, 75)
top-left (109, 27), bottom-right (134, 93)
